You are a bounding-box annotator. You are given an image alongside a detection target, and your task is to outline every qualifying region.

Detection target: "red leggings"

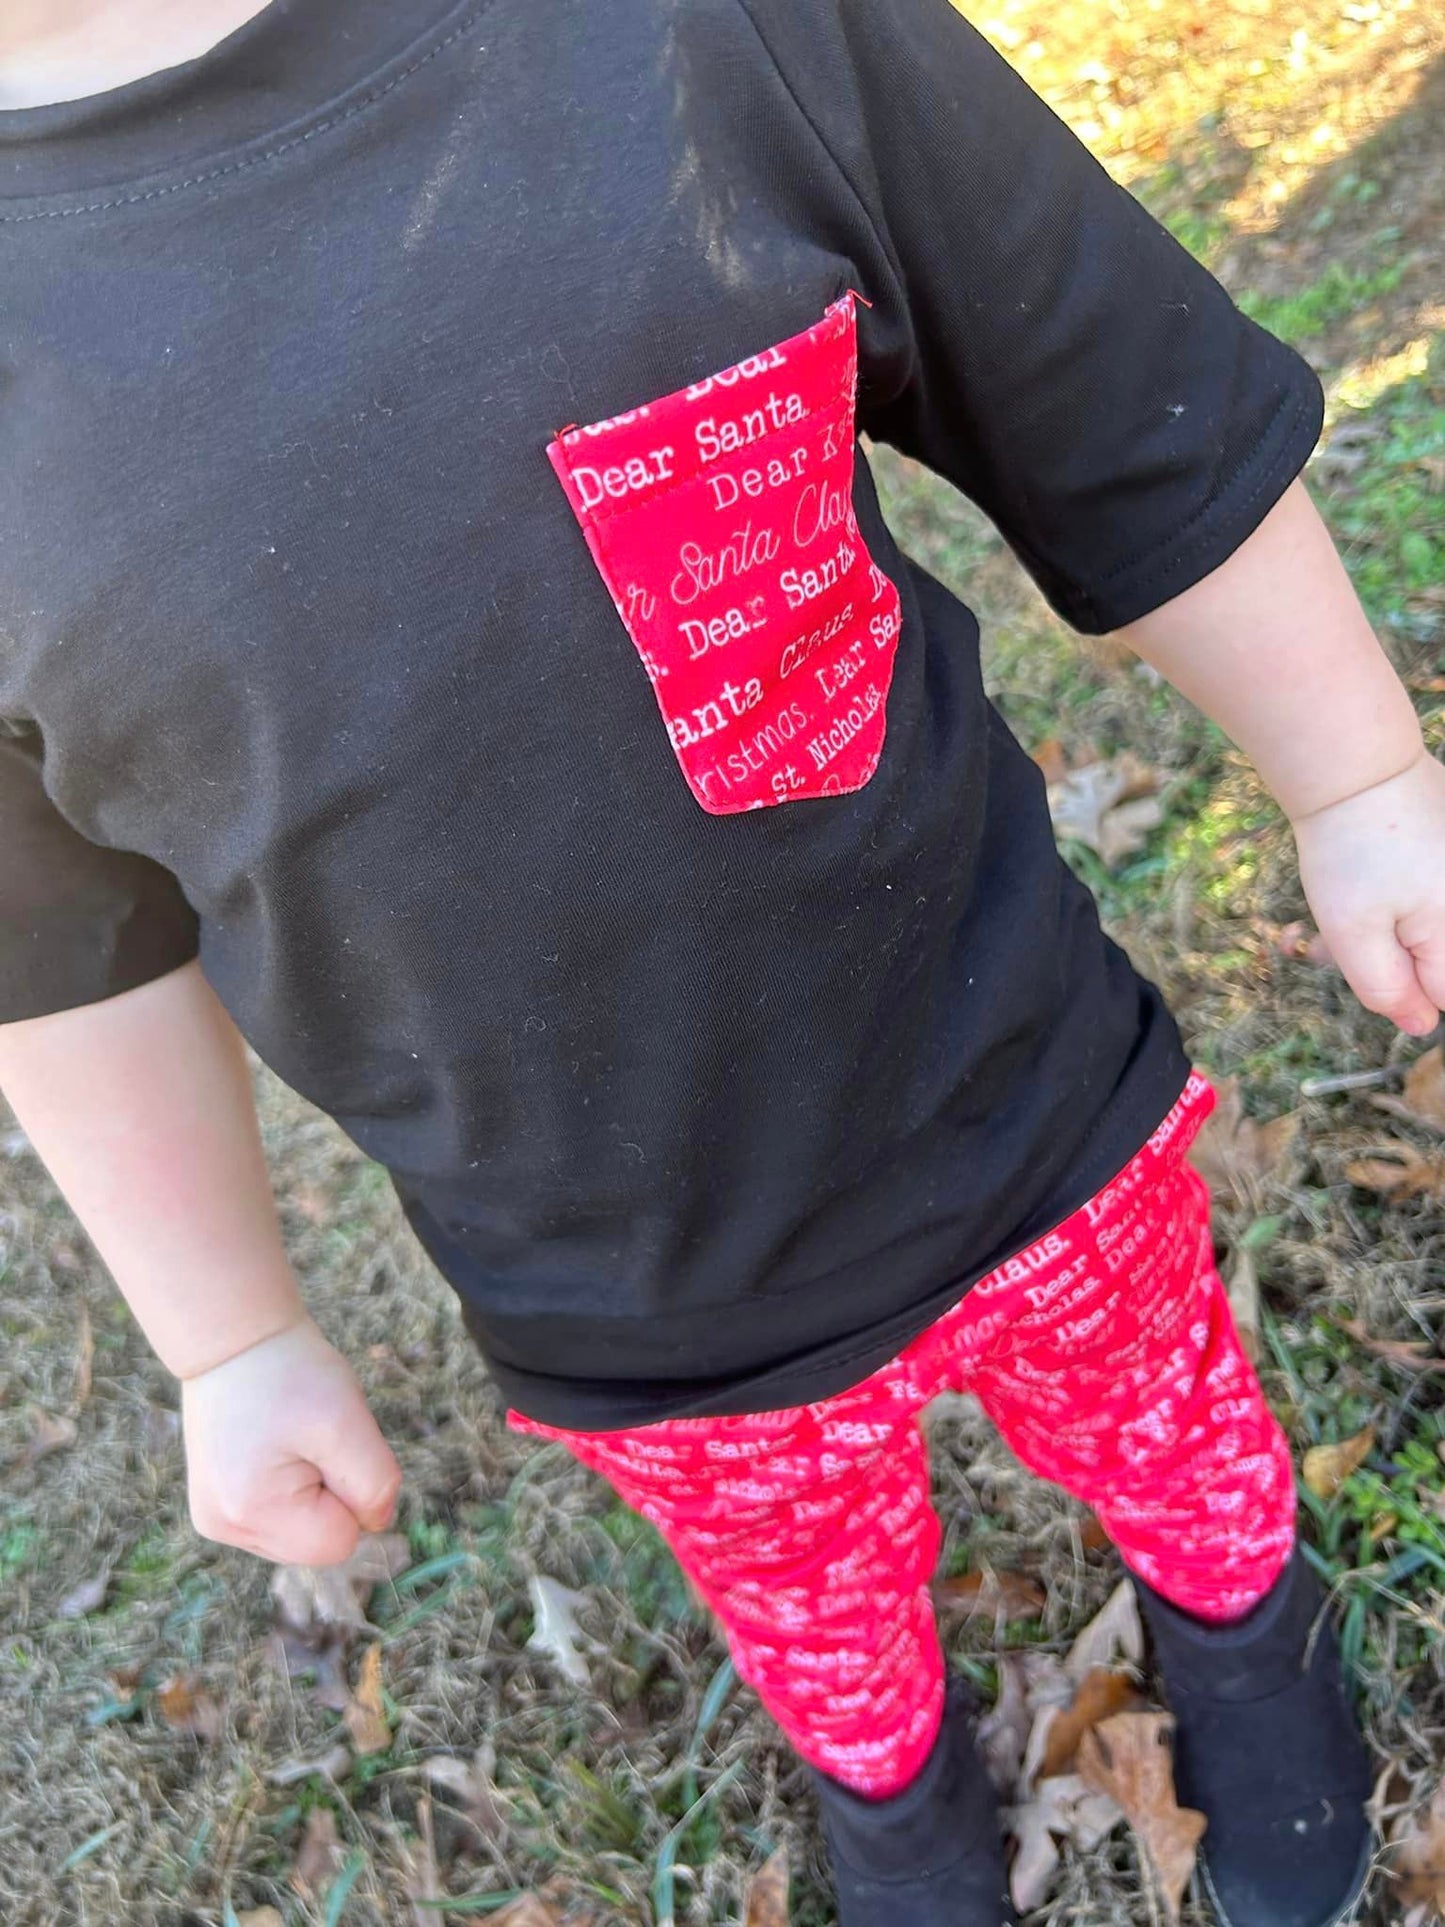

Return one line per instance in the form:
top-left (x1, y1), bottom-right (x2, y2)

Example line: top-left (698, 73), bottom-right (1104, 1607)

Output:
top-left (506, 1072), bottom-right (1296, 1796)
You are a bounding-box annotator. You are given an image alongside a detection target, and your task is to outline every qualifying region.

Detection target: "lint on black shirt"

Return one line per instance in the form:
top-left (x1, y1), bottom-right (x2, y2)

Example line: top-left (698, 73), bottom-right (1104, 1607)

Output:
top-left (0, 0), bottom-right (1323, 1427)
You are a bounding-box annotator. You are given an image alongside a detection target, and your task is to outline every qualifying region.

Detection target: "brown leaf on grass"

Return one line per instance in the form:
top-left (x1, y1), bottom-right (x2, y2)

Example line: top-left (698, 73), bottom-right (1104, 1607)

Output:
top-left (935, 1568), bottom-right (1047, 1620)
top-left (270, 1531), bottom-right (411, 1642)
top-left (266, 1743), bottom-right (352, 1786)
top-left (1046, 753), bottom-right (1166, 867)
top-left (1226, 1249), bottom-right (1262, 1364)
top-left (488, 1900), bottom-right (563, 1927)
top-left (1370, 1048), bottom-right (1445, 1133)
top-left (1036, 1668), bottom-right (1144, 1781)
top-left (401, 1790), bottom-right (442, 1927)
top-left (1346, 1147), bottom-right (1445, 1199)
top-left (73, 1301), bottom-right (93, 1407)
top-left (1303, 1427), bottom-right (1375, 1500)
top-left (156, 1673), bottom-right (224, 1742)
top-left (24, 1406), bottom-right (77, 1463)
top-left (1188, 1076), bottom-right (1299, 1205)
top-left (1337, 1317), bottom-right (1445, 1373)
top-left (979, 1653), bottom-right (1037, 1792)
top-left (343, 1642), bottom-right (391, 1756)
top-left (1389, 1778), bottom-right (1445, 1913)
top-left (1016, 1585), bottom-right (1145, 1789)
top-left (236, 1913), bottom-right (285, 1927)
top-left (266, 1625), bottom-right (351, 1711)
top-left (743, 1846), bottom-right (790, 1926)
top-left (1031, 737), bottom-right (1070, 786)
top-left (1063, 1578), bottom-right (1144, 1683)
top-left (290, 1807), bottom-right (345, 1900)
top-left (1078, 1512), bottom-right (1113, 1552)
top-left (56, 1568), bottom-right (110, 1619)
top-left (424, 1746), bottom-right (509, 1841)
top-left (1078, 1712), bottom-right (1206, 1926)
top-left (1003, 1773), bottom-right (1124, 1913)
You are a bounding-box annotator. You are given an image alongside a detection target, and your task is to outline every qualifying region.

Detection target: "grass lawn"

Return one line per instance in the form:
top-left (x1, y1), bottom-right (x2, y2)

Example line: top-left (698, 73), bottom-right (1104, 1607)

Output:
top-left (2, 1), bottom-right (1443, 1921)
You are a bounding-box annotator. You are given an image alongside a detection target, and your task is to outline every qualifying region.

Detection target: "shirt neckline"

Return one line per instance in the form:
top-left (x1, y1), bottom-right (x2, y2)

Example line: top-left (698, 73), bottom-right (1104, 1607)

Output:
top-left (0, 0), bottom-right (480, 207)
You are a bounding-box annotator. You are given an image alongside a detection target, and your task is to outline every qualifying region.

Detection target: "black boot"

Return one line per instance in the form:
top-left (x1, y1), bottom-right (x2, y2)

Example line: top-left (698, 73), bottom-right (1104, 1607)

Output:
top-left (808, 1674), bottom-right (1018, 1925)
top-left (1137, 1547), bottom-right (1373, 1927)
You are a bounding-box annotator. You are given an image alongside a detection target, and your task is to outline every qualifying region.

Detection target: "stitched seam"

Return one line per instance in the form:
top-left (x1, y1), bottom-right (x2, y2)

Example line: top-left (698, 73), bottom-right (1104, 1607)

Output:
top-left (0, 2), bottom-right (494, 222)
top-left (1083, 382), bottom-right (1314, 610)
top-left (503, 1063), bottom-right (1206, 1357)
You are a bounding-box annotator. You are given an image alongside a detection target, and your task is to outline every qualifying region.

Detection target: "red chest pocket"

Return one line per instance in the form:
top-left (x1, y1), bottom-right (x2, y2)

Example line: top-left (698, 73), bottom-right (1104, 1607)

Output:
top-left (547, 293), bottom-right (903, 814)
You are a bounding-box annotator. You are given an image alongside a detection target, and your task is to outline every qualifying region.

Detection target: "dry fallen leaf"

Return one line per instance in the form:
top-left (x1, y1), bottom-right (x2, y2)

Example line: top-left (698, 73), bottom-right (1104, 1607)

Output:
top-left (401, 1789), bottom-right (442, 1927)
top-left (489, 1900), bottom-right (563, 1927)
top-left (270, 1531), bottom-right (411, 1641)
top-left (1064, 1578), bottom-right (1144, 1683)
top-left (1226, 1248), bottom-right (1262, 1364)
top-left (979, 1652), bottom-right (1037, 1792)
top-left (1078, 1712), bottom-right (1206, 1925)
top-left (236, 1912), bottom-right (286, 1927)
top-left (988, 1578), bottom-right (1155, 1913)
top-left (1390, 1778), bottom-right (1445, 1914)
top-left (424, 1744), bottom-right (509, 1841)
top-left (266, 1743), bottom-right (352, 1786)
top-left (1346, 1148), bottom-right (1445, 1199)
top-left (1370, 1047), bottom-right (1445, 1133)
top-left (525, 1574), bottom-right (591, 1687)
top-left (1046, 753), bottom-right (1166, 868)
top-left (935, 1568), bottom-right (1047, 1620)
top-left (1036, 1667), bottom-right (1144, 1781)
top-left (290, 1807), bottom-right (345, 1900)
top-left (24, 1407), bottom-right (77, 1463)
top-left (1078, 1512), bottom-right (1113, 1553)
top-left (156, 1673), bottom-right (224, 1742)
top-left (1303, 1427), bottom-right (1376, 1500)
top-left (1338, 1317), bottom-right (1445, 1373)
top-left (56, 1568), bottom-right (110, 1619)
top-left (743, 1845), bottom-right (790, 1926)
top-left (1031, 737), bottom-right (1070, 787)
top-left (1188, 1076), bottom-right (1299, 1205)
top-left (266, 1625), bottom-right (351, 1710)
top-left (1004, 1773), bottom-right (1125, 1913)
top-left (344, 1643), bottom-right (391, 1756)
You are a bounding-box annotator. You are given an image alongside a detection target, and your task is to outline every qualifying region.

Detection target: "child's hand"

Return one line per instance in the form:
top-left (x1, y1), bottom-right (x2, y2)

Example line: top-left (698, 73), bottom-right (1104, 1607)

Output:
top-left (180, 1314), bottom-right (402, 1566)
top-left (1292, 749), bottom-right (1445, 1038)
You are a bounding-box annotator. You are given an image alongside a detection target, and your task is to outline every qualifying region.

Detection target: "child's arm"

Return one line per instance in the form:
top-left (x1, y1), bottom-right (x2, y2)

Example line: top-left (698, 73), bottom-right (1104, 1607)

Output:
top-left (0, 957), bottom-right (401, 1562)
top-left (1115, 477), bottom-right (1444, 1037)
top-left (0, 957), bottom-right (307, 1378)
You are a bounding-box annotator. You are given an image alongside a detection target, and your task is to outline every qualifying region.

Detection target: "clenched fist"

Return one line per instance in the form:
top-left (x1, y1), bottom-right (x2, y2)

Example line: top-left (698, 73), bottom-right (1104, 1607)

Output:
top-left (180, 1314), bottom-right (402, 1566)
top-left (1293, 748), bottom-right (1445, 1039)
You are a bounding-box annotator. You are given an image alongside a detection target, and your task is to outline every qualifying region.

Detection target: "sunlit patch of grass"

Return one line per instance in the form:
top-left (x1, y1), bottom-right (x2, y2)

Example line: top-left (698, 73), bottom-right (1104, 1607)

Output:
top-left (1238, 251), bottom-right (1410, 345)
top-left (1323, 350), bottom-right (1445, 637)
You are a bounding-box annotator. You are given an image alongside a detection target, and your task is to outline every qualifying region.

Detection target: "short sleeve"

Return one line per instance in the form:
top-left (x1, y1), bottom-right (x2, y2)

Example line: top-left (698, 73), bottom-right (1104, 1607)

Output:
top-left (735, 0), bottom-right (1326, 634)
top-left (0, 722), bottom-right (200, 1025)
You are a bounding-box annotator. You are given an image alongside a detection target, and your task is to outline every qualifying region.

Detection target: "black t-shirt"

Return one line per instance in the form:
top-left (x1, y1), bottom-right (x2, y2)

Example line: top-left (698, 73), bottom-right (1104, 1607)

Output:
top-left (0, 0), bottom-right (1322, 1427)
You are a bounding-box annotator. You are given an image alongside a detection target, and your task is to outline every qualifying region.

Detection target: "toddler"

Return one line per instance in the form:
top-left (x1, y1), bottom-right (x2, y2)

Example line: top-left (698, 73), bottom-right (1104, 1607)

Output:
top-left (3, 0), bottom-right (1439, 1920)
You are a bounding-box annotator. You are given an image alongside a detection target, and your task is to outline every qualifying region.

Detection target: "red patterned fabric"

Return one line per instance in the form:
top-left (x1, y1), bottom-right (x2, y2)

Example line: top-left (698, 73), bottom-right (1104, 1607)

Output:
top-left (506, 1071), bottom-right (1296, 1796)
top-left (547, 293), bottom-right (902, 813)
